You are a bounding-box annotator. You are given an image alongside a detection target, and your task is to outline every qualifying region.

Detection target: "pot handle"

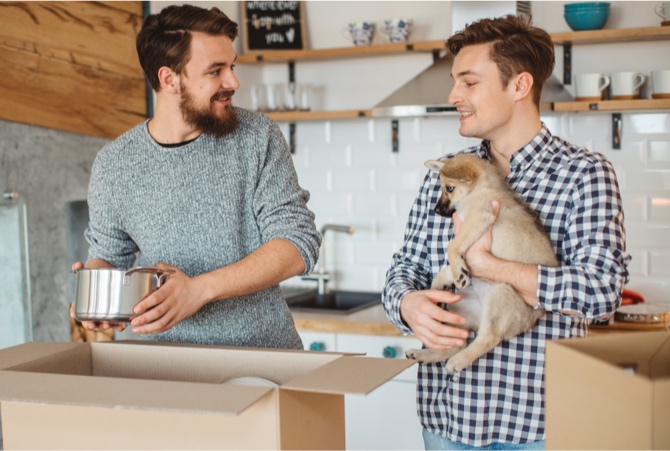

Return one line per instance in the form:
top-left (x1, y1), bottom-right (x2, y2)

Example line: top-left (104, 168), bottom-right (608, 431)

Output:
top-left (157, 272), bottom-right (172, 287)
top-left (123, 267), bottom-right (175, 285)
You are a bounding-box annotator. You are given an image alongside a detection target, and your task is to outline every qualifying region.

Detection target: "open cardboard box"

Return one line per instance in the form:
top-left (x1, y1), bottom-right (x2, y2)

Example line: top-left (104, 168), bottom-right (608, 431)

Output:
top-left (546, 330), bottom-right (670, 450)
top-left (0, 340), bottom-right (414, 450)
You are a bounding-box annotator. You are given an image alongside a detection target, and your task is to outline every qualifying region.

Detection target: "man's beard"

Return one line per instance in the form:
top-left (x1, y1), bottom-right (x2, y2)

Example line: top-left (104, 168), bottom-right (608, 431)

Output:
top-left (180, 87), bottom-right (238, 138)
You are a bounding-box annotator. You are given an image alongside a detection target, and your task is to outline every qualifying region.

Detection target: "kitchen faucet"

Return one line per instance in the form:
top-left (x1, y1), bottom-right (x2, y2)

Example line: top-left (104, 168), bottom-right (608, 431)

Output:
top-left (302, 224), bottom-right (356, 295)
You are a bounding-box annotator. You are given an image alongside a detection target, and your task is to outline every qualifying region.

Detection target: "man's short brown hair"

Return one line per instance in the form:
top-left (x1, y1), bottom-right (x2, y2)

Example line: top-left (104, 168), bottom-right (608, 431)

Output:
top-left (136, 5), bottom-right (238, 92)
top-left (446, 15), bottom-right (554, 108)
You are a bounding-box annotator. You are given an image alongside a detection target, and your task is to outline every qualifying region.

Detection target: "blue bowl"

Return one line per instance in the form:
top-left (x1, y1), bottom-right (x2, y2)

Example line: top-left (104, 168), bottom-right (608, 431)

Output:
top-left (564, 8), bottom-right (610, 31)
top-left (564, 1), bottom-right (610, 10)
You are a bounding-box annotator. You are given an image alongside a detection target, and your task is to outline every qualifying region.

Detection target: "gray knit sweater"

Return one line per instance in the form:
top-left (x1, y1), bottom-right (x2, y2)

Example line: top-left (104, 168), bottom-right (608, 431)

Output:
top-left (85, 108), bottom-right (320, 349)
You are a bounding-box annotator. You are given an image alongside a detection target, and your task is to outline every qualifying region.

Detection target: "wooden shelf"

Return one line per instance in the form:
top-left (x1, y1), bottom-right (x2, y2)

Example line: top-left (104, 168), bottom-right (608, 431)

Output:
top-left (265, 100), bottom-right (670, 121)
top-left (553, 98), bottom-right (670, 112)
top-left (239, 27), bottom-right (670, 121)
top-left (266, 109), bottom-right (371, 121)
top-left (237, 40), bottom-right (446, 63)
top-left (237, 27), bottom-right (670, 63)
top-left (550, 25), bottom-right (670, 45)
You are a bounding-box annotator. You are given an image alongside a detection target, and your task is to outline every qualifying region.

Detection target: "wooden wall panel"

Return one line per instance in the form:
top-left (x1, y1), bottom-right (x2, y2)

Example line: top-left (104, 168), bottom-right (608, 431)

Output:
top-left (0, 2), bottom-right (146, 139)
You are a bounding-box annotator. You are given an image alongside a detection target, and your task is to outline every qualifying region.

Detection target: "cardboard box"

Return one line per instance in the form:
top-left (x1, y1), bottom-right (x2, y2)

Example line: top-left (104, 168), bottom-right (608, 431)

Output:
top-left (546, 331), bottom-right (670, 450)
top-left (0, 340), bottom-right (414, 450)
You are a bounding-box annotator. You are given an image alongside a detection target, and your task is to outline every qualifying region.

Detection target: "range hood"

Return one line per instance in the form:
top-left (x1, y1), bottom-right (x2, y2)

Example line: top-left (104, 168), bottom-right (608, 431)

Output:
top-left (371, 54), bottom-right (574, 118)
top-left (371, 1), bottom-right (573, 119)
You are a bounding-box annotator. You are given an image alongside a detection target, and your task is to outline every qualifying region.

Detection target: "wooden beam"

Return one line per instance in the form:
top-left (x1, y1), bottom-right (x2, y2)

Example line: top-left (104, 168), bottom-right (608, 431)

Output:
top-left (0, 2), bottom-right (146, 139)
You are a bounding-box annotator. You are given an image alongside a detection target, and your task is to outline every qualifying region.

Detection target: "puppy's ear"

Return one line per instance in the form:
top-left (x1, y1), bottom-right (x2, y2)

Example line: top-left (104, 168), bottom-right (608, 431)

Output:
top-left (424, 160), bottom-right (445, 172)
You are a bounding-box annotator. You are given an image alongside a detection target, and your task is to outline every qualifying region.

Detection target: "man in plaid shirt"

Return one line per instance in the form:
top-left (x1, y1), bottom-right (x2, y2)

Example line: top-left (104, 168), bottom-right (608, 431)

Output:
top-left (383, 15), bottom-right (630, 450)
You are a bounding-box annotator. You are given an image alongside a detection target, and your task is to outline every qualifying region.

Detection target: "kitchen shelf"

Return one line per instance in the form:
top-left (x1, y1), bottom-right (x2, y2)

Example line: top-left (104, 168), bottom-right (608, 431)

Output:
top-left (237, 40), bottom-right (446, 63)
top-left (238, 27), bottom-right (670, 122)
top-left (266, 109), bottom-right (370, 122)
top-left (553, 98), bottom-right (670, 112)
top-left (550, 25), bottom-right (670, 45)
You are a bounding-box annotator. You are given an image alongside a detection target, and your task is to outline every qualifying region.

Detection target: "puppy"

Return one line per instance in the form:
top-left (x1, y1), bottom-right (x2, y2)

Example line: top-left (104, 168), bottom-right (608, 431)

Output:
top-left (406, 154), bottom-right (559, 373)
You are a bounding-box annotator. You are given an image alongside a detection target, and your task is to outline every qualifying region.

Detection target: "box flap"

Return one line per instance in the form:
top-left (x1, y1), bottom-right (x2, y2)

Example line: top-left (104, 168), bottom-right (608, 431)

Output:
top-left (546, 338), bottom-right (655, 450)
top-left (0, 370), bottom-right (272, 416)
top-left (0, 341), bottom-right (82, 370)
top-left (282, 355), bottom-right (415, 395)
top-left (560, 331), bottom-right (670, 378)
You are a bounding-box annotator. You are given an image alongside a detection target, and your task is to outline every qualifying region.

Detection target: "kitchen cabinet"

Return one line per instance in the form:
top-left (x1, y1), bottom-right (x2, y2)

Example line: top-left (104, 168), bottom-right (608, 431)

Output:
top-left (298, 330), bottom-right (424, 450)
top-left (238, 26), bottom-right (670, 121)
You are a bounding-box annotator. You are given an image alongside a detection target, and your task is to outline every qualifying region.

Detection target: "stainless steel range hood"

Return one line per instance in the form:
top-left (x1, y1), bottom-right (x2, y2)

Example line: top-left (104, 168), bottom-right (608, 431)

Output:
top-left (370, 0), bottom-right (573, 119)
top-left (371, 54), bottom-right (573, 119)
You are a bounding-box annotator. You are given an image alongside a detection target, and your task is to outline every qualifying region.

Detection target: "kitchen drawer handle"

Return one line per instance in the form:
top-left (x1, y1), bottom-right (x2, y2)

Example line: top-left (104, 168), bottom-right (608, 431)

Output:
top-left (382, 346), bottom-right (397, 359)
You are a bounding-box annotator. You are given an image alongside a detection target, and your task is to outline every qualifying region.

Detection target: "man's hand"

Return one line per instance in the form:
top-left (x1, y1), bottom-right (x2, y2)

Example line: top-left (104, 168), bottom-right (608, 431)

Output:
top-left (70, 261), bottom-right (127, 332)
top-left (453, 200), bottom-right (500, 282)
top-left (400, 290), bottom-right (469, 349)
top-left (130, 263), bottom-right (207, 334)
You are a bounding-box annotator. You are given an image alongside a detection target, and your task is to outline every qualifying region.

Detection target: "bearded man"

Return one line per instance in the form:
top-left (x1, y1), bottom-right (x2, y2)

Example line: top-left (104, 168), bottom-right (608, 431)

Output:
top-left (72, 5), bottom-right (320, 349)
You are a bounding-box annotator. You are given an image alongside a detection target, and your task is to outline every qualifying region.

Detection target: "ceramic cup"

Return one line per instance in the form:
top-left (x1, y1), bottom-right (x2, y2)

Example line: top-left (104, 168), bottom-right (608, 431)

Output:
top-left (378, 18), bottom-right (413, 43)
top-left (575, 73), bottom-right (610, 100)
top-left (610, 71), bottom-right (646, 99)
top-left (655, 2), bottom-right (670, 20)
top-left (343, 21), bottom-right (375, 46)
top-left (651, 69), bottom-right (670, 98)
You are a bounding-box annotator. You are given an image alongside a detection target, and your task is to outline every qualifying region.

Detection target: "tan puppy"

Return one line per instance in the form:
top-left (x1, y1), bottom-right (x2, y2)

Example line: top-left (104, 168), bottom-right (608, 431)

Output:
top-left (406, 154), bottom-right (559, 373)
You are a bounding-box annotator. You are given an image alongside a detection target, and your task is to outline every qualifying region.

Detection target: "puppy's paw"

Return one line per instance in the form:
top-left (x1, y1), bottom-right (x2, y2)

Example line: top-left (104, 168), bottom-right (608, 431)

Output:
top-left (452, 262), bottom-right (471, 289)
top-left (431, 267), bottom-right (455, 291)
top-left (445, 353), bottom-right (473, 374)
top-left (406, 349), bottom-right (442, 363)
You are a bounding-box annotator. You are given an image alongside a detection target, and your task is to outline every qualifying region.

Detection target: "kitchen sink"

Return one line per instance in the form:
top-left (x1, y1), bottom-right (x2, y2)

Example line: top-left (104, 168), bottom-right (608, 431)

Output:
top-left (282, 288), bottom-right (381, 314)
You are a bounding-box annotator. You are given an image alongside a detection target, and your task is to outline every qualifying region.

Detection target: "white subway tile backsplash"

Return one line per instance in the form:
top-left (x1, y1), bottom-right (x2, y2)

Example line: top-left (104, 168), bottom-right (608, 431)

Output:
top-left (625, 169), bottom-right (670, 191)
top-left (620, 192), bottom-right (647, 221)
top-left (600, 140), bottom-right (646, 167)
top-left (650, 194), bottom-right (670, 220)
top-left (288, 113), bottom-right (670, 299)
top-left (625, 249), bottom-right (648, 277)
top-left (331, 168), bottom-right (373, 192)
top-left (332, 265), bottom-right (381, 292)
top-left (627, 113), bottom-right (670, 134)
top-left (304, 145), bottom-right (350, 170)
top-left (306, 191), bottom-right (351, 218)
top-left (623, 223), bottom-right (670, 248)
top-left (350, 144), bottom-right (397, 168)
top-left (353, 241), bottom-right (397, 266)
top-left (649, 139), bottom-right (670, 163)
top-left (649, 251), bottom-right (670, 276)
top-left (374, 168), bottom-right (424, 193)
top-left (351, 192), bottom-right (398, 218)
top-left (295, 168), bottom-right (330, 192)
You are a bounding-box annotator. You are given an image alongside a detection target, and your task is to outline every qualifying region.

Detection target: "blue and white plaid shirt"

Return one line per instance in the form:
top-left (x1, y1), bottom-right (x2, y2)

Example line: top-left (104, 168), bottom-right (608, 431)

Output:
top-left (383, 124), bottom-right (630, 447)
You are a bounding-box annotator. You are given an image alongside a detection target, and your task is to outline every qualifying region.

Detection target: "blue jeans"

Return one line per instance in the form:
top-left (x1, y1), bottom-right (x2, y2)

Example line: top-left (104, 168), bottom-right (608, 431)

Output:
top-left (423, 429), bottom-right (545, 450)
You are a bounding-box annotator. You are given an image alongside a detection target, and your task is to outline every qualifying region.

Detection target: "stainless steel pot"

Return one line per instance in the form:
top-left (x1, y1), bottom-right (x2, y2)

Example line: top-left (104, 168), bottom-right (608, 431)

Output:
top-left (73, 267), bottom-right (173, 323)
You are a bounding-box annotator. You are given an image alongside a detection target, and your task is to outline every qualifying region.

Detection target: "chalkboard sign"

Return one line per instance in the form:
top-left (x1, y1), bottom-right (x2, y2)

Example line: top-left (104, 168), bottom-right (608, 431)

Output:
top-left (241, 1), bottom-right (307, 52)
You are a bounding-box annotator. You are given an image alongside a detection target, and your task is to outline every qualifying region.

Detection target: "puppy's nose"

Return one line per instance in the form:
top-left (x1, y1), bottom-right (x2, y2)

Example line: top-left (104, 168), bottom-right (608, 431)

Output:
top-left (434, 204), bottom-right (453, 218)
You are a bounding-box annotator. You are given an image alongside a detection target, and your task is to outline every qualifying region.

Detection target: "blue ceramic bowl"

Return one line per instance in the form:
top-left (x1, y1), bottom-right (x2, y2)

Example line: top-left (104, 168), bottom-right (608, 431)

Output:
top-left (564, 1), bottom-right (610, 11)
top-left (564, 6), bottom-right (610, 31)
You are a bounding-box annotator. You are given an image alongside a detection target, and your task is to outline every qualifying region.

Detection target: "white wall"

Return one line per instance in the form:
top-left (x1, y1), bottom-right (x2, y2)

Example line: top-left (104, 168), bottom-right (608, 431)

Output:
top-left (149, 1), bottom-right (670, 304)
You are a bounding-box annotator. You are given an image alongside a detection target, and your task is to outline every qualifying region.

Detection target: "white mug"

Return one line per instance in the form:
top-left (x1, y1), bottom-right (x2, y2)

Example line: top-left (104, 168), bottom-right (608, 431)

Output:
top-left (342, 21), bottom-right (376, 46)
top-left (575, 73), bottom-right (610, 100)
top-left (610, 71), bottom-right (646, 99)
top-left (378, 18), bottom-right (413, 43)
top-left (655, 2), bottom-right (670, 20)
top-left (651, 69), bottom-right (670, 97)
